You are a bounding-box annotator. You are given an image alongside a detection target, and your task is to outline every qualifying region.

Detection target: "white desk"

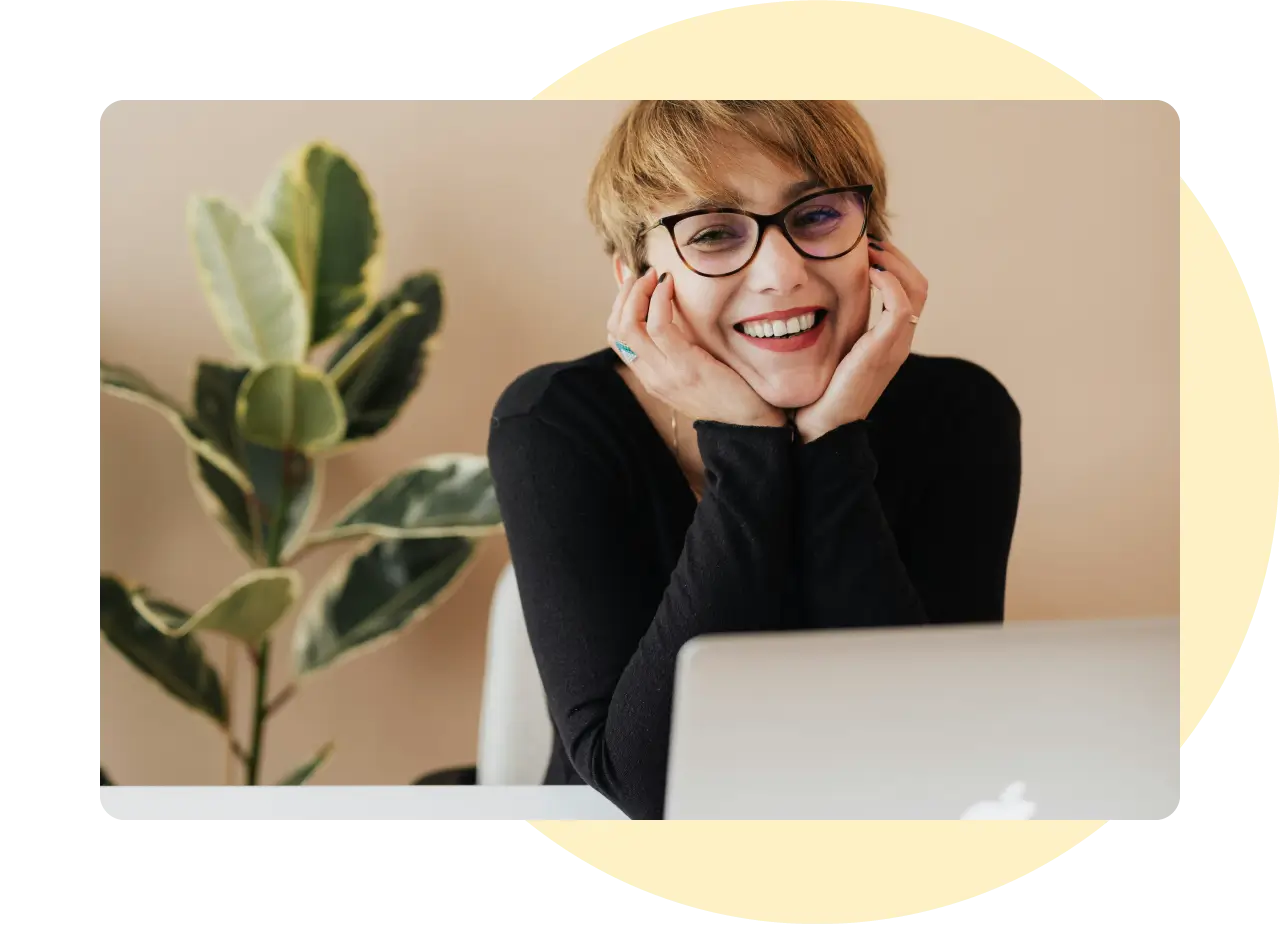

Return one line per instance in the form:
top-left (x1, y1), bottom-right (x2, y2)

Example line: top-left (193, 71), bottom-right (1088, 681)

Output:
top-left (101, 785), bottom-right (629, 820)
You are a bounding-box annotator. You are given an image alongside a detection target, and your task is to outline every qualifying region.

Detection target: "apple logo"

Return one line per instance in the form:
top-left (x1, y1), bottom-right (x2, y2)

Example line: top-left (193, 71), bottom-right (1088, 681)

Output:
top-left (960, 781), bottom-right (1037, 820)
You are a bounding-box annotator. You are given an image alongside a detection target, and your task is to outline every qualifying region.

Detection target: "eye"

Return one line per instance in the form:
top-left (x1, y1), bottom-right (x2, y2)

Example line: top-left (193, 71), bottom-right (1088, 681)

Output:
top-left (686, 224), bottom-right (748, 250)
top-left (789, 205), bottom-right (844, 236)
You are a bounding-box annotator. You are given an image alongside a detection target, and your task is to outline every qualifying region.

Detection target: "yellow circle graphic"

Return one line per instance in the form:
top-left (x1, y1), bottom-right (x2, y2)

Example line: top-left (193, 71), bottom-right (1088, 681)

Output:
top-left (531, 3), bottom-right (1277, 921)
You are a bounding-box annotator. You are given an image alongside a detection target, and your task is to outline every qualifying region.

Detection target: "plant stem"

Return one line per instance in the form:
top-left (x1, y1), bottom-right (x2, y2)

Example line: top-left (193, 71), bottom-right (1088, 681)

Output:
top-left (245, 447), bottom-right (294, 785)
top-left (266, 682), bottom-right (297, 717)
top-left (224, 639), bottom-right (239, 784)
top-left (246, 638), bottom-right (271, 784)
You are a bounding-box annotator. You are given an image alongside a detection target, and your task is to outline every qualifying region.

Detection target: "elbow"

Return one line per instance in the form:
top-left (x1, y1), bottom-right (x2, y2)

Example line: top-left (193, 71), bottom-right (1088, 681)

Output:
top-left (567, 721), bottom-right (667, 820)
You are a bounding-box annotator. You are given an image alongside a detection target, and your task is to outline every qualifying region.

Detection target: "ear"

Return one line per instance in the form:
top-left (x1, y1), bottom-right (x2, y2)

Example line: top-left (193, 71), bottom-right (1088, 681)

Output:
top-left (612, 253), bottom-right (633, 289)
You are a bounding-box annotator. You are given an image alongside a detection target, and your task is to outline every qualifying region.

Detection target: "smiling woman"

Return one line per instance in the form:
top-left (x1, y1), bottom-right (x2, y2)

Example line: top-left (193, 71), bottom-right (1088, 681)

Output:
top-left (486, 100), bottom-right (1022, 820)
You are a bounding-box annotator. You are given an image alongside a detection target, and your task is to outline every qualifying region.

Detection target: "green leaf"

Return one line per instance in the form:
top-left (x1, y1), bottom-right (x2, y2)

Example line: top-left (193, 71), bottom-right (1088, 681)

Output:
top-left (193, 361), bottom-right (249, 458)
top-left (101, 575), bottom-right (228, 726)
top-left (189, 454), bottom-right (259, 561)
top-left (277, 742), bottom-right (335, 785)
top-left (236, 363), bottom-right (346, 452)
top-left (189, 362), bottom-right (322, 562)
top-left (101, 361), bottom-right (250, 490)
top-left (327, 301), bottom-right (421, 388)
top-left (308, 454), bottom-right (502, 548)
top-left (244, 443), bottom-right (322, 562)
top-left (188, 362), bottom-right (261, 559)
top-left (131, 593), bottom-right (189, 632)
top-left (188, 196), bottom-right (309, 365)
top-left (258, 142), bottom-right (380, 346)
top-left (293, 536), bottom-right (476, 675)
top-left (132, 569), bottom-right (301, 648)
top-left (325, 272), bottom-right (443, 442)
top-left (189, 443), bottom-right (321, 565)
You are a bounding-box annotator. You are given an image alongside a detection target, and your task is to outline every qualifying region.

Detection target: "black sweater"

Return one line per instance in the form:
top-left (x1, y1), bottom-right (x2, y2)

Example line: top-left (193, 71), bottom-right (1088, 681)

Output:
top-left (488, 348), bottom-right (1021, 819)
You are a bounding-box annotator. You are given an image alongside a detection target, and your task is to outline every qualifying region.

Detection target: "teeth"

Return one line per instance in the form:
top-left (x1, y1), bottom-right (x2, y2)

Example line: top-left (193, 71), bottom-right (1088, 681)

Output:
top-left (741, 311), bottom-right (820, 339)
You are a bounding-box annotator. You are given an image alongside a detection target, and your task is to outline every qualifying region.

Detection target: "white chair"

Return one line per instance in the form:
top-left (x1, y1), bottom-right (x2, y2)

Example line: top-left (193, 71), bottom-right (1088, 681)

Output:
top-left (476, 561), bottom-right (555, 785)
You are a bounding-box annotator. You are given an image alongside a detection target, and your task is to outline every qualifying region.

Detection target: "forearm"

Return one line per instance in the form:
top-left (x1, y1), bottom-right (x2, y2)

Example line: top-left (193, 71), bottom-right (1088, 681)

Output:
top-left (494, 414), bottom-right (797, 819)
top-left (793, 419), bottom-right (927, 628)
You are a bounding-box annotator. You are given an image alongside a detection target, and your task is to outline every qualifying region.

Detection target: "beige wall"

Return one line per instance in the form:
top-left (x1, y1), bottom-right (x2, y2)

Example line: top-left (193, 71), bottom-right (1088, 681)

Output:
top-left (101, 101), bottom-right (1178, 785)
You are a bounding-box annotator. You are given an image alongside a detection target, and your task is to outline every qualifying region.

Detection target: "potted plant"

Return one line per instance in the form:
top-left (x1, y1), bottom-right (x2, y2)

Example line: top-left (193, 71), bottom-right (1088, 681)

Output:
top-left (101, 141), bottom-right (503, 784)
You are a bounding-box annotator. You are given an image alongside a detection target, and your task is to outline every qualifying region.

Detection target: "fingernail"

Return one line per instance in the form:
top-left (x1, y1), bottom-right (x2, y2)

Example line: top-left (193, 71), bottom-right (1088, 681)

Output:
top-left (867, 233), bottom-right (882, 241)
top-left (872, 263), bottom-right (886, 271)
top-left (658, 272), bottom-right (669, 283)
top-left (868, 242), bottom-right (883, 251)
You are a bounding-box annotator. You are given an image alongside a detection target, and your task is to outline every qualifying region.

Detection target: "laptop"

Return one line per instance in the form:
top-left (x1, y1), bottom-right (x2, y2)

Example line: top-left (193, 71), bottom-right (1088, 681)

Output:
top-left (664, 616), bottom-right (1178, 820)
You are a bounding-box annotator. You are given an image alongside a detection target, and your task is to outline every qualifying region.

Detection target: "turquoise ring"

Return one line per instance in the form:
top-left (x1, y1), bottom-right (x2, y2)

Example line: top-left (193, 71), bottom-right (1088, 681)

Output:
top-left (615, 340), bottom-right (638, 364)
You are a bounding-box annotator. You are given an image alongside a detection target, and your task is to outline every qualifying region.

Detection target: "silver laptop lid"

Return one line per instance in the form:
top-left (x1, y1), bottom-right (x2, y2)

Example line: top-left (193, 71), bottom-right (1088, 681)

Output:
top-left (665, 617), bottom-right (1178, 820)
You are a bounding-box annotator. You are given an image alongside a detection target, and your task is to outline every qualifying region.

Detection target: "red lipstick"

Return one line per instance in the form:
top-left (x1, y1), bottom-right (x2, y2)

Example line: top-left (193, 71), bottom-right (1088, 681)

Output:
top-left (734, 308), bottom-right (829, 353)
top-left (734, 305), bottom-right (826, 325)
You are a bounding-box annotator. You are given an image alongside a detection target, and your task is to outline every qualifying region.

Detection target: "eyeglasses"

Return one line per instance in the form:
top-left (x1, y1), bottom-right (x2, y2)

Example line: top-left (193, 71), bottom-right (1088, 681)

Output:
top-left (641, 184), bottom-right (873, 279)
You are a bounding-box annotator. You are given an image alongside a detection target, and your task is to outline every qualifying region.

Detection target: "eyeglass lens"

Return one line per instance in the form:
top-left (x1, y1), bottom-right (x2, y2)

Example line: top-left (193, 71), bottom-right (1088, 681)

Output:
top-left (672, 189), bottom-right (868, 276)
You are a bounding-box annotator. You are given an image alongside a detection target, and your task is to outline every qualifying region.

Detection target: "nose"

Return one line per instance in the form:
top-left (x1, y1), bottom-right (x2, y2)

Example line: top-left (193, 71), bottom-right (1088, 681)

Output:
top-left (745, 225), bottom-right (807, 294)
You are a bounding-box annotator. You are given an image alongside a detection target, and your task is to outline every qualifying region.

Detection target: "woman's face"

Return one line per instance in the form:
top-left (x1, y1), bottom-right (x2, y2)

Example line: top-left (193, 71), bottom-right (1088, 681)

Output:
top-left (630, 143), bottom-right (872, 410)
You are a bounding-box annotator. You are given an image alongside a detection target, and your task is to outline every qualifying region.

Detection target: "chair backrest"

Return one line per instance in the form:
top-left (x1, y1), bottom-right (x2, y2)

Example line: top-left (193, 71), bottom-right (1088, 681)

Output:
top-left (476, 561), bottom-right (555, 785)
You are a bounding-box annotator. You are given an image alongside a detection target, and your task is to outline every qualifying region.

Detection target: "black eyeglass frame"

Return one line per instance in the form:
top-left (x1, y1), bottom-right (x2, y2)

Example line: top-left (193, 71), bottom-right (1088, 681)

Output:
top-left (640, 184), bottom-right (875, 279)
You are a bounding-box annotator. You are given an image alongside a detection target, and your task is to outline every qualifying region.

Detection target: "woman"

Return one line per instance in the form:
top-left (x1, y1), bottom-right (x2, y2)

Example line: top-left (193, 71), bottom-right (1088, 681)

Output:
top-left (488, 101), bottom-right (1021, 820)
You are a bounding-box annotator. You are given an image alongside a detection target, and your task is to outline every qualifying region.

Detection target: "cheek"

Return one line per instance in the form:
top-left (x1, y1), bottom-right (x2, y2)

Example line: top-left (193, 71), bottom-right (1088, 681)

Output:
top-left (816, 251), bottom-right (868, 293)
top-left (821, 263), bottom-right (872, 343)
top-left (838, 257), bottom-right (872, 300)
top-left (642, 233), bottom-right (679, 273)
top-left (671, 281), bottom-right (733, 339)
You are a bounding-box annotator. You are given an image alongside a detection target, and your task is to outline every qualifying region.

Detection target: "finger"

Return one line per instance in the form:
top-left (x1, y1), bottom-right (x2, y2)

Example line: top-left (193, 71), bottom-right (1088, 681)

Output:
top-left (869, 236), bottom-right (924, 286)
top-left (607, 267), bottom-right (638, 341)
top-left (868, 247), bottom-right (927, 321)
top-left (609, 263), bottom-right (645, 326)
top-left (869, 266), bottom-right (919, 350)
top-left (616, 267), bottom-right (665, 362)
top-left (667, 290), bottom-right (696, 342)
top-left (866, 246), bottom-right (913, 293)
top-left (608, 266), bottom-right (651, 340)
top-left (646, 273), bottom-right (690, 358)
top-left (649, 278), bottom-right (712, 392)
top-left (606, 268), bottom-right (647, 365)
top-left (867, 235), bottom-right (919, 275)
top-left (607, 334), bottom-right (641, 366)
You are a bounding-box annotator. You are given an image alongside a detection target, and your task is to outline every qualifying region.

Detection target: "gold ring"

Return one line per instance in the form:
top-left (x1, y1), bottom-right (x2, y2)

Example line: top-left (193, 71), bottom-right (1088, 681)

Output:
top-left (908, 315), bottom-right (919, 325)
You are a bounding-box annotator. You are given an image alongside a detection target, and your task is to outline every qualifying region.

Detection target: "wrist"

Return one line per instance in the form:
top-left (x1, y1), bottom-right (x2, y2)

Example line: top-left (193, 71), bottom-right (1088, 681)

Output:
top-left (793, 406), bottom-right (830, 443)
top-left (796, 411), bottom-right (866, 444)
top-left (796, 420), bottom-right (830, 444)
top-left (693, 407), bottom-right (787, 428)
top-left (745, 407), bottom-right (788, 429)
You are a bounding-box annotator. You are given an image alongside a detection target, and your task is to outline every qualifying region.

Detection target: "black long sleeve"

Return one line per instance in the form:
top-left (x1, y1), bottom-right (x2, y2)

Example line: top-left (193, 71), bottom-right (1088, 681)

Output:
top-left (489, 401), bottom-right (795, 819)
top-left (486, 349), bottom-right (1021, 819)
top-left (794, 355), bottom-right (1021, 627)
top-left (794, 419), bottom-right (929, 627)
top-left (891, 357), bottom-right (1021, 623)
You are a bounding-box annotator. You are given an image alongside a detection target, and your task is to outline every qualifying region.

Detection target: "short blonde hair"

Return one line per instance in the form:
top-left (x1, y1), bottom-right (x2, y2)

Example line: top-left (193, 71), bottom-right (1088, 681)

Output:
top-left (587, 100), bottom-right (891, 273)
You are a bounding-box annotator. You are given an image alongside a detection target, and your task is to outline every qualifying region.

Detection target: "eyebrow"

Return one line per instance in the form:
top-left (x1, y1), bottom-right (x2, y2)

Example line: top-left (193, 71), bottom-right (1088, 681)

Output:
top-left (684, 177), bottom-right (826, 213)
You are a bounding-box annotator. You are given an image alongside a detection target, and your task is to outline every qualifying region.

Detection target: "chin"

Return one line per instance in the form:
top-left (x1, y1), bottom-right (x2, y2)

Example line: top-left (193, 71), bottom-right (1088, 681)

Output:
top-left (752, 368), bottom-right (833, 411)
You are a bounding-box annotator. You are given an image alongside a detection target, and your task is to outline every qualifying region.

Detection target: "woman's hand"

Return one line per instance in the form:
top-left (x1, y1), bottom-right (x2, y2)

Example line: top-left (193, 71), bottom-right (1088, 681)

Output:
top-left (792, 237), bottom-right (929, 443)
top-left (607, 268), bottom-right (787, 429)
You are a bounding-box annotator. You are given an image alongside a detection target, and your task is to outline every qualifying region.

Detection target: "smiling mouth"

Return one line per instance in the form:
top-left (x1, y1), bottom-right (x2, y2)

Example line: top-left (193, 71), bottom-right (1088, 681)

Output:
top-left (733, 309), bottom-right (828, 340)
